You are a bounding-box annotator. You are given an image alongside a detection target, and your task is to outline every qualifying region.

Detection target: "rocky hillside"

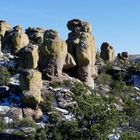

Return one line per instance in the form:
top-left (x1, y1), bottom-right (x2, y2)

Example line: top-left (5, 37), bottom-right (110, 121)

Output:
top-left (0, 19), bottom-right (140, 140)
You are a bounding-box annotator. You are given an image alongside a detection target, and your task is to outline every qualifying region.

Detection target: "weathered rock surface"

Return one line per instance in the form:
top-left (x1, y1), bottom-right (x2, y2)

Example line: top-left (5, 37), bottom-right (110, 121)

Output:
top-left (117, 52), bottom-right (129, 63)
top-left (0, 106), bottom-right (23, 120)
top-left (100, 42), bottom-right (115, 62)
top-left (39, 29), bottom-right (67, 80)
top-left (19, 69), bottom-right (42, 106)
top-left (19, 43), bottom-right (39, 69)
top-left (0, 35), bottom-right (3, 56)
top-left (63, 53), bottom-right (76, 70)
top-left (66, 19), bottom-right (96, 88)
top-left (26, 27), bottom-right (44, 45)
top-left (23, 108), bottom-right (43, 121)
top-left (0, 20), bottom-right (11, 37)
top-left (4, 25), bottom-right (29, 54)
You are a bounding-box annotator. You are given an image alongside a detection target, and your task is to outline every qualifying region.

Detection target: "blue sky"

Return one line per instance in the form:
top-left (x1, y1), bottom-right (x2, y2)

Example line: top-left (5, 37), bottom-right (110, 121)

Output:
top-left (0, 0), bottom-right (140, 54)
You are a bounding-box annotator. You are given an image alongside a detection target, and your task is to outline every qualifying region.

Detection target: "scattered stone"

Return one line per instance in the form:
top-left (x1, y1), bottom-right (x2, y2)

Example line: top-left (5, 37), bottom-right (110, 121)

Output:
top-left (23, 108), bottom-right (43, 121)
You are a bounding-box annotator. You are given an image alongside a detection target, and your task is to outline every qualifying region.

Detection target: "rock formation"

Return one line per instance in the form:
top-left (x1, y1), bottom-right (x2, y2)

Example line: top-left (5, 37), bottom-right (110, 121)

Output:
top-left (4, 25), bottom-right (29, 54)
top-left (0, 35), bottom-right (2, 56)
top-left (39, 29), bottom-right (67, 80)
top-left (66, 19), bottom-right (96, 88)
top-left (100, 42), bottom-right (115, 62)
top-left (117, 52), bottom-right (129, 63)
top-left (19, 43), bottom-right (39, 69)
top-left (0, 20), bottom-right (11, 37)
top-left (19, 69), bottom-right (42, 107)
top-left (26, 27), bottom-right (44, 45)
top-left (63, 53), bottom-right (76, 70)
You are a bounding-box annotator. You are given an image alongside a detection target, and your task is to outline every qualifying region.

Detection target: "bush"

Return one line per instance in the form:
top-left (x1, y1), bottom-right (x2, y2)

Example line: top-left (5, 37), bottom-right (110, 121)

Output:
top-left (120, 131), bottom-right (140, 140)
top-left (95, 73), bottom-right (112, 85)
top-left (0, 117), bottom-right (6, 132)
top-left (13, 119), bottom-right (37, 129)
top-left (0, 66), bottom-right (10, 86)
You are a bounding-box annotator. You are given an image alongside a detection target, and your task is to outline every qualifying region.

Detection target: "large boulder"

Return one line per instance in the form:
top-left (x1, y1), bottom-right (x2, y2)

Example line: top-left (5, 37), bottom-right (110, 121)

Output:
top-left (0, 20), bottom-right (11, 37)
top-left (66, 19), bottom-right (96, 88)
top-left (25, 27), bottom-right (44, 45)
top-left (63, 53), bottom-right (76, 70)
top-left (0, 35), bottom-right (2, 56)
top-left (117, 52), bottom-right (129, 63)
top-left (39, 29), bottom-right (67, 80)
top-left (19, 43), bottom-right (39, 69)
top-left (100, 42), bottom-right (115, 62)
top-left (3, 25), bottom-right (29, 54)
top-left (19, 69), bottom-right (42, 107)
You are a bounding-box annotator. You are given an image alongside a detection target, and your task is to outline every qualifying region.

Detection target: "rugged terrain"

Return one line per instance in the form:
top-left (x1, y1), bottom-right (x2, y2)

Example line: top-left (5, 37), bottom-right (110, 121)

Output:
top-left (0, 19), bottom-right (140, 140)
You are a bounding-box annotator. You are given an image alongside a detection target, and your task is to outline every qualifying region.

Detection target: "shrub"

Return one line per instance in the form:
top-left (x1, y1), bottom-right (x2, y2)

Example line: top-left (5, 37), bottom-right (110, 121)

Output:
top-left (95, 73), bottom-right (112, 85)
top-left (0, 66), bottom-right (10, 86)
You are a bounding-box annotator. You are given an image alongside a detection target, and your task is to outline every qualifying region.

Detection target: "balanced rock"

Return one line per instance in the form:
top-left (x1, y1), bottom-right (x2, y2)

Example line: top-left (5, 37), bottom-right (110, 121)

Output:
top-left (39, 29), bottom-right (67, 79)
top-left (67, 19), bottom-right (96, 88)
top-left (19, 43), bottom-right (39, 69)
top-left (100, 42), bottom-right (115, 62)
top-left (26, 27), bottom-right (44, 45)
top-left (117, 52), bottom-right (129, 63)
top-left (19, 69), bottom-right (42, 107)
top-left (0, 20), bottom-right (11, 37)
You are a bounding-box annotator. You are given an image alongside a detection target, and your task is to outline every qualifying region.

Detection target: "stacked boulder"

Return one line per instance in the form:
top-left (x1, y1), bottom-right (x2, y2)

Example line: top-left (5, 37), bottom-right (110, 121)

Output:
top-left (19, 43), bottom-right (39, 69)
top-left (0, 20), bottom-right (11, 37)
top-left (66, 19), bottom-right (96, 88)
top-left (19, 69), bottom-right (42, 107)
top-left (100, 42), bottom-right (115, 62)
top-left (18, 31), bottom-right (42, 107)
top-left (117, 52), bottom-right (129, 63)
top-left (0, 20), bottom-right (11, 55)
top-left (4, 25), bottom-right (29, 54)
top-left (25, 27), bottom-right (44, 45)
top-left (39, 29), bottom-right (67, 80)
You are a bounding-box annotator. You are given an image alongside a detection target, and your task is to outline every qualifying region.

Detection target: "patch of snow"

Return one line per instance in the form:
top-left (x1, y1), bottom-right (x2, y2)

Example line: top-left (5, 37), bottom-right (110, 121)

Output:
top-left (36, 121), bottom-right (46, 128)
top-left (4, 129), bottom-right (15, 134)
top-left (108, 134), bottom-right (120, 140)
top-left (64, 112), bottom-right (75, 120)
top-left (132, 75), bottom-right (140, 89)
top-left (134, 86), bottom-right (140, 91)
top-left (0, 106), bottom-right (10, 114)
top-left (42, 115), bottom-right (49, 122)
top-left (4, 117), bottom-right (13, 124)
top-left (54, 107), bottom-right (69, 114)
top-left (9, 74), bottom-right (20, 86)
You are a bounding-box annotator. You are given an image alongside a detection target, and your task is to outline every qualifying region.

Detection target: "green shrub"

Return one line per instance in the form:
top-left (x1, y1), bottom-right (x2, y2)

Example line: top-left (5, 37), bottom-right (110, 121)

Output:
top-left (13, 119), bottom-right (37, 129)
top-left (0, 66), bottom-right (10, 86)
top-left (95, 73), bottom-right (112, 85)
top-left (0, 117), bottom-right (6, 132)
top-left (120, 131), bottom-right (140, 140)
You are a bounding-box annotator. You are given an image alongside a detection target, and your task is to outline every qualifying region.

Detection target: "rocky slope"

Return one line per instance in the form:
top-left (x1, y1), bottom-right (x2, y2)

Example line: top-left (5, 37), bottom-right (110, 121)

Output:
top-left (0, 19), bottom-right (140, 140)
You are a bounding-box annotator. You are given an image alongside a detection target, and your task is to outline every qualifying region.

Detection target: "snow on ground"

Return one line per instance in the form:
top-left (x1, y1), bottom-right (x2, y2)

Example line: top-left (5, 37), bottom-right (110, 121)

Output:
top-left (108, 133), bottom-right (120, 140)
top-left (9, 74), bottom-right (20, 86)
top-left (0, 92), bottom-right (21, 107)
top-left (132, 75), bottom-right (140, 89)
